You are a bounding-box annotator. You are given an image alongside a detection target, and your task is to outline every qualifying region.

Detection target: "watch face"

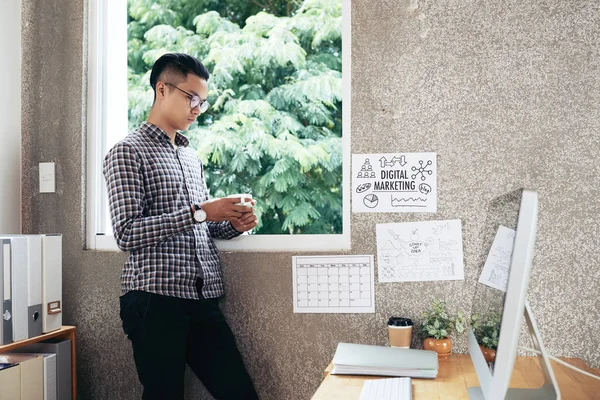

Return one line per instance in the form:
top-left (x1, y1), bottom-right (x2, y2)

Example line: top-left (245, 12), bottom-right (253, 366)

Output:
top-left (194, 208), bottom-right (207, 222)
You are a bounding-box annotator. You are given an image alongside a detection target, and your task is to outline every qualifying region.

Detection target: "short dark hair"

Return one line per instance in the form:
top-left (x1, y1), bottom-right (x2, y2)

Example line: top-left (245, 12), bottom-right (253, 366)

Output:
top-left (149, 53), bottom-right (210, 97)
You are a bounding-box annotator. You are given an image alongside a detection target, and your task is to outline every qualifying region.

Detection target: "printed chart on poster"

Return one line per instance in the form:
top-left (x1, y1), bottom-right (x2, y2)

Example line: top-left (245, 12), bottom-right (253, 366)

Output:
top-left (293, 255), bottom-right (374, 313)
top-left (478, 226), bottom-right (516, 292)
top-left (376, 220), bottom-right (465, 283)
top-left (352, 153), bottom-right (437, 213)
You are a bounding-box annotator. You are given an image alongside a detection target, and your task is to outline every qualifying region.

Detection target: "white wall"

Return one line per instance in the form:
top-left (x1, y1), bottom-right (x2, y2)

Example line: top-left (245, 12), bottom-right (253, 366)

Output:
top-left (0, 0), bottom-right (22, 233)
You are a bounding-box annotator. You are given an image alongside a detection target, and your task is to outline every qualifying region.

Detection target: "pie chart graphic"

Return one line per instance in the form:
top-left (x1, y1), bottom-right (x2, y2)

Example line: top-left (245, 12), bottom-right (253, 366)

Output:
top-left (363, 194), bottom-right (379, 208)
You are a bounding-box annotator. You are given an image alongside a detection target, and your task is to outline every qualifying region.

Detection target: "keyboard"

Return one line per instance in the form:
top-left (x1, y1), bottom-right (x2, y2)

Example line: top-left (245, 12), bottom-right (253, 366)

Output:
top-left (359, 377), bottom-right (412, 400)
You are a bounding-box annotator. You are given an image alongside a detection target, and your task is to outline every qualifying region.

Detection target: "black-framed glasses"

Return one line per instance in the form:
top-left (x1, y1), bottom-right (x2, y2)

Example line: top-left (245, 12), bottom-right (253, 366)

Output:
top-left (164, 82), bottom-right (210, 113)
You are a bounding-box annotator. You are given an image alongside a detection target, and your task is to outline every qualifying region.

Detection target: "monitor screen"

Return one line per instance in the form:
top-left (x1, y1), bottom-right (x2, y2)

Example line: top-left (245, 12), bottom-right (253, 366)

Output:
top-left (470, 189), bottom-right (523, 374)
top-left (468, 189), bottom-right (559, 400)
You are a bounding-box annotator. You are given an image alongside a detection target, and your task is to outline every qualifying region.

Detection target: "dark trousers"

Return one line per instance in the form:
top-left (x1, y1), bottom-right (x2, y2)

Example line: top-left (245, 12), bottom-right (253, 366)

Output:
top-left (120, 289), bottom-right (259, 400)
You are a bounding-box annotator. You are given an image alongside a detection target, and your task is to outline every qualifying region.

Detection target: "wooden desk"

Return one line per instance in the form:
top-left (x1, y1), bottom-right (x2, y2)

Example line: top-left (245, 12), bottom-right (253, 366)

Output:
top-left (0, 326), bottom-right (77, 400)
top-left (312, 354), bottom-right (600, 399)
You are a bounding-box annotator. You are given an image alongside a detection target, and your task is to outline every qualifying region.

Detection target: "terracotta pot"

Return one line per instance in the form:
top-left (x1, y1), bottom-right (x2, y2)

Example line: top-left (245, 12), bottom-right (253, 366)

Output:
top-left (423, 337), bottom-right (452, 358)
top-left (479, 345), bottom-right (496, 363)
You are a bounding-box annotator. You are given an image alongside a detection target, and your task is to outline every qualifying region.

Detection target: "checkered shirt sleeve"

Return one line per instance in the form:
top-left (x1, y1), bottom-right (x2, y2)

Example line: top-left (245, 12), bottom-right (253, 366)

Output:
top-left (103, 122), bottom-right (242, 299)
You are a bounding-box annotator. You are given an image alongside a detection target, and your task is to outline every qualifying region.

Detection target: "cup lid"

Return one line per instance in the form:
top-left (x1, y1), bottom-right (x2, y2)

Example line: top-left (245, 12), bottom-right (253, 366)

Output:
top-left (387, 317), bottom-right (413, 326)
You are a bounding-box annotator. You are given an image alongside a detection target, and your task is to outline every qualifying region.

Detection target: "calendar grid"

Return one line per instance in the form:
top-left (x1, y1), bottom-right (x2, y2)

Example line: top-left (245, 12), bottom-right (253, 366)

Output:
top-left (293, 256), bottom-right (375, 313)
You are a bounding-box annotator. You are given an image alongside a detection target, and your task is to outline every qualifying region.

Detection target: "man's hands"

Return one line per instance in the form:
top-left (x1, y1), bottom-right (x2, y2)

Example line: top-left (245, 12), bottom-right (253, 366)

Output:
top-left (230, 210), bottom-right (258, 233)
top-left (199, 197), bottom-right (258, 233)
top-left (200, 197), bottom-right (252, 221)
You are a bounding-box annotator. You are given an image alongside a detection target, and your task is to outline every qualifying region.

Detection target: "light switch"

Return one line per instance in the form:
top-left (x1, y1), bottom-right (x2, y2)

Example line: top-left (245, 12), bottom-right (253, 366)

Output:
top-left (39, 162), bottom-right (55, 193)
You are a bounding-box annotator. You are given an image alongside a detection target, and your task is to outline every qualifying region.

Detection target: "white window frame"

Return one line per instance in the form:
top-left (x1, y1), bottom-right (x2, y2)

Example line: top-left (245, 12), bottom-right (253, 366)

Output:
top-left (86, 0), bottom-right (351, 252)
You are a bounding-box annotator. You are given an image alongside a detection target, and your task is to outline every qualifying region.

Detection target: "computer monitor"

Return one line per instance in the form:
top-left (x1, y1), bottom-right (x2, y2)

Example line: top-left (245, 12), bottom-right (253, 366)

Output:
top-left (468, 189), bottom-right (560, 400)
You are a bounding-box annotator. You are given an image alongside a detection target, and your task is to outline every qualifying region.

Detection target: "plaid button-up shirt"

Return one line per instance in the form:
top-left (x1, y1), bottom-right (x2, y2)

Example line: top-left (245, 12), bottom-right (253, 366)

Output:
top-left (103, 122), bottom-right (241, 299)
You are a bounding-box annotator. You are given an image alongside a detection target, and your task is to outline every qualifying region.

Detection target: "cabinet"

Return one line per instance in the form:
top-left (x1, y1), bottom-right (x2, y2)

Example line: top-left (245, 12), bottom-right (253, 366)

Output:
top-left (0, 325), bottom-right (77, 399)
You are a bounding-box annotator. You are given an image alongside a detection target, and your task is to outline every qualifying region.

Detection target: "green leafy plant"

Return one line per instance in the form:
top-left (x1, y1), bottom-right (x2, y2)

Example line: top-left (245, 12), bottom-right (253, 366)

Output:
top-left (127, 0), bottom-right (343, 234)
top-left (420, 299), bottom-right (465, 340)
top-left (470, 311), bottom-right (502, 350)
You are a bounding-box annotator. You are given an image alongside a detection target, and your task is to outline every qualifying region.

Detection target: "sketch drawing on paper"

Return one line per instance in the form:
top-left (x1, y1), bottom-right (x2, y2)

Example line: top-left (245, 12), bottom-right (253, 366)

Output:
top-left (363, 193), bottom-right (379, 208)
top-left (478, 225), bottom-right (516, 292)
top-left (352, 153), bottom-right (437, 213)
top-left (379, 155), bottom-right (407, 168)
top-left (357, 158), bottom-right (376, 178)
top-left (487, 269), bottom-right (503, 286)
top-left (376, 220), bottom-right (465, 283)
top-left (391, 196), bottom-right (427, 208)
top-left (504, 228), bottom-right (516, 240)
top-left (419, 183), bottom-right (432, 195)
top-left (411, 160), bottom-right (433, 181)
top-left (432, 221), bottom-right (451, 235)
top-left (439, 239), bottom-right (459, 250)
top-left (356, 183), bottom-right (371, 193)
top-left (380, 241), bottom-right (403, 265)
top-left (381, 264), bottom-right (396, 280)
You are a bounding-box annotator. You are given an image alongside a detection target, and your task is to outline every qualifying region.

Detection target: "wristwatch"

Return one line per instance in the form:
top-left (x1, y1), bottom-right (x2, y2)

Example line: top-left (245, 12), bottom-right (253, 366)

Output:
top-left (192, 204), bottom-right (207, 223)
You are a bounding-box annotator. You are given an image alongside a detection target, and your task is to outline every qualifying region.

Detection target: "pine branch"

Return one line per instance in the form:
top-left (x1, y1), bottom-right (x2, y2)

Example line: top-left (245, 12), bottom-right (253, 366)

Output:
top-left (265, 0), bottom-right (277, 15)
top-left (249, 0), bottom-right (270, 12)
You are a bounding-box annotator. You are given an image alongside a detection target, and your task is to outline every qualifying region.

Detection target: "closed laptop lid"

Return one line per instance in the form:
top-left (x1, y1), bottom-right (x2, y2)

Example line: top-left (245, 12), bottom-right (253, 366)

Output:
top-left (333, 343), bottom-right (438, 370)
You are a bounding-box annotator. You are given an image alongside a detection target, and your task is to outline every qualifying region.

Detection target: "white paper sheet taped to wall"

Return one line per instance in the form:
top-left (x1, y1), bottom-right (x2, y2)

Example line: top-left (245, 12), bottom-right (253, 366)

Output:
top-left (478, 225), bottom-right (516, 292)
top-left (352, 153), bottom-right (437, 213)
top-left (376, 220), bottom-right (464, 283)
top-left (293, 255), bottom-right (374, 313)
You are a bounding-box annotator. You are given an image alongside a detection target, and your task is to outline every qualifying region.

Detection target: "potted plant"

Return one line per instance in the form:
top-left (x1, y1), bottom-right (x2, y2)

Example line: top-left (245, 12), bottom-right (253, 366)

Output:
top-left (470, 311), bottom-right (502, 363)
top-left (420, 299), bottom-right (465, 358)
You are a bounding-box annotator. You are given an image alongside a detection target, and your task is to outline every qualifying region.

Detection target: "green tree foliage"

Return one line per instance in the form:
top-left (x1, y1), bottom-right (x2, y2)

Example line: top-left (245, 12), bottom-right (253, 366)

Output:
top-left (128, 0), bottom-right (343, 234)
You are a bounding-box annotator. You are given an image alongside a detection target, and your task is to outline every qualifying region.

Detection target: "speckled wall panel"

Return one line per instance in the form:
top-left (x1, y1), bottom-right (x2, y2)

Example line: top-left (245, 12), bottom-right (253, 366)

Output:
top-left (21, 0), bottom-right (599, 399)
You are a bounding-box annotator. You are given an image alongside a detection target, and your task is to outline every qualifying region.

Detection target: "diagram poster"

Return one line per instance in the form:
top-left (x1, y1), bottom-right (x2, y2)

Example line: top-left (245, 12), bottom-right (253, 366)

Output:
top-left (376, 220), bottom-right (465, 283)
top-left (352, 153), bottom-right (437, 213)
top-left (478, 226), bottom-right (516, 292)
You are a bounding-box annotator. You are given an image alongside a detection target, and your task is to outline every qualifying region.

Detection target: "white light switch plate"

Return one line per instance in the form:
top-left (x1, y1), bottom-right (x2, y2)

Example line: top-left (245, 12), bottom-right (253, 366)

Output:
top-left (39, 162), bottom-right (55, 193)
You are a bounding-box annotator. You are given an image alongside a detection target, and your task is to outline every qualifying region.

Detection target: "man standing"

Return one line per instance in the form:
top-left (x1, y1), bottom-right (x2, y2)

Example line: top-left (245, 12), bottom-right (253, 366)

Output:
top-left (103, 53), bottom-right (259, 400)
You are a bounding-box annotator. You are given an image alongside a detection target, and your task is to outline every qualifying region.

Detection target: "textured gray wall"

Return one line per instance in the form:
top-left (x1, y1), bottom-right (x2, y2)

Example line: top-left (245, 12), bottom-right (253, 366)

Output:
top-left (21, 0), bottom-right (599, 399)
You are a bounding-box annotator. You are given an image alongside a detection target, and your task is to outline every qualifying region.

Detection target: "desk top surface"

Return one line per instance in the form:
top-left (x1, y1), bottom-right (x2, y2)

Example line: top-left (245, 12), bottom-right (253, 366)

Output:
top-left (312, 354), bottom-right (600, 400)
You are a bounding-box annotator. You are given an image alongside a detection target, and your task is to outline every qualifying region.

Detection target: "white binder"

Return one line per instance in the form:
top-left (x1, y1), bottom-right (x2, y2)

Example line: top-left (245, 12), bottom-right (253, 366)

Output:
top-left (18, 340), bottom-right (70, 400)
top-left (25, 236), bottom-right (43, 338)
top-left (0, 363), bottom-right (20, 400)
top-left (0, 234), bottom-right (43, 338)
top-left (0, 239), bottom-right (13, 345)
top-left (41, 235), bottom-right (62, 333)
top-left (43, 353), bottom-right (58, 400)
top-left (0, 353), bottom-right (44, 400)
top-left (42, 353), bottom-right (58, 400)
top-left (2, 236), bottom-right (29, 342)
top-left (10, 352), bottom-right (57, 400)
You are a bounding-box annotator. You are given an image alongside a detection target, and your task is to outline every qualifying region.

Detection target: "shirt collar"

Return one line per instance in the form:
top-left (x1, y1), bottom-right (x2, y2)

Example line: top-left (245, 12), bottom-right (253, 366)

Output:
top-left (140, 121), bottom-right (190, 148)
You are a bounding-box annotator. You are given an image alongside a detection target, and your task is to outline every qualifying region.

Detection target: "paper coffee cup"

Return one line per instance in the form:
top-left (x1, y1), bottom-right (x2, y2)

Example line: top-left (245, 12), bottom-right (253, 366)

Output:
top-left (387, 317), bottom-right (413, 348)
top-left (226, 193), bottom-right (253, 207)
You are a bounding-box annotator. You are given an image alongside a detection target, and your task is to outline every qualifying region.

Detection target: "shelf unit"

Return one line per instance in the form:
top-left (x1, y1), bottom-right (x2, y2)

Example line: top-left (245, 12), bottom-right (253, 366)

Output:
top-left (0, 325), bottom-right (77, 399)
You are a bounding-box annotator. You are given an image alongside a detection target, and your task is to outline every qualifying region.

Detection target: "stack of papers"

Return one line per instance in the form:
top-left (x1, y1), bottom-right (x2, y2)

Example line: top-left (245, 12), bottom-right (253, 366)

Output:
top-left (331, 343), bottom-right (438, 379)
top-left (360, 378), bottom-right (412, 400)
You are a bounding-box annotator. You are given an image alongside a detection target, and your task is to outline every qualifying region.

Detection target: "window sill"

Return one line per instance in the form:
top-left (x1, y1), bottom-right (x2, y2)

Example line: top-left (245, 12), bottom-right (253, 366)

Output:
top-left (90, 233), bottom-right (351, 253)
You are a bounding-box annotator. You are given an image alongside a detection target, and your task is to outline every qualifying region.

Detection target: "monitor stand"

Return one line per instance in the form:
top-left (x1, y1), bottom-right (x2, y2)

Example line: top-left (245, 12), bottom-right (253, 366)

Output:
top-left (468, 302), bottom-right (560, 399)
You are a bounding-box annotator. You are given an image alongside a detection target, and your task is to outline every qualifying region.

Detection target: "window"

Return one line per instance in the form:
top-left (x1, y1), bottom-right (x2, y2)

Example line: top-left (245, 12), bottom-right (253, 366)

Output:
top-left (87, 0), bottom-right (350, 251)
